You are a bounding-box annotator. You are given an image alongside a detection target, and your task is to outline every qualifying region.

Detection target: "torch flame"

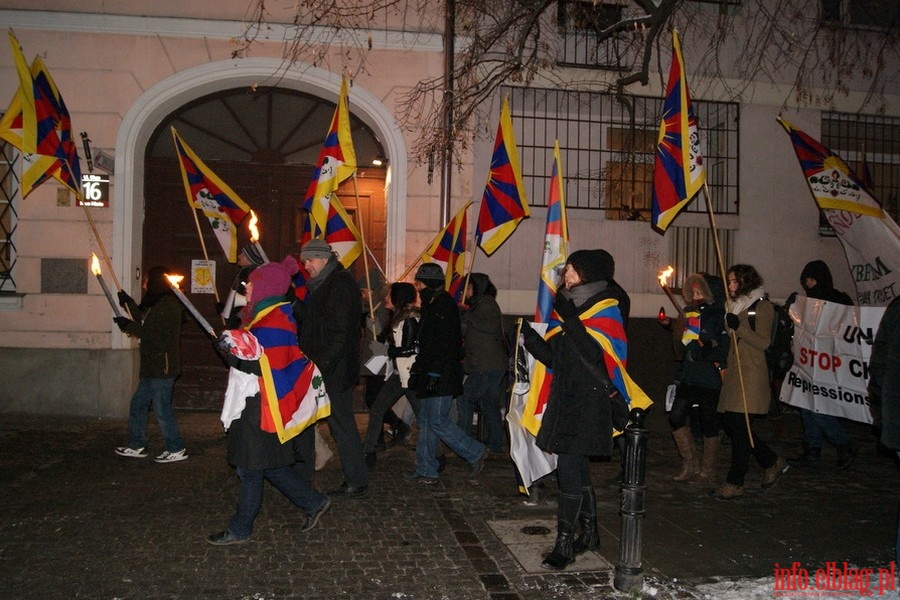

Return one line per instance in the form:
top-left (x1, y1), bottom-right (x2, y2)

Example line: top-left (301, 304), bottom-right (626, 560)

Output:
top-left (249, 210), bottom-right (260, 243)
top-left (166, 274), bottom-right (184, 288)
top-left (658, 266), bottom-right (674, 287)
top-left (90, 253), bottom-right (102, 276)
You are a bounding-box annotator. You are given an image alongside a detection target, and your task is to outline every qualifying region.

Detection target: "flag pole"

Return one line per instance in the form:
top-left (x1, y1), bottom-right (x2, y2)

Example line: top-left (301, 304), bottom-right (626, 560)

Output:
top-left (701, 182), bottom-right (753, 447)
top-left (350, 175), bottom-right (377, 340)
top-left (187, 203), bottom-right (225, 324)
top-left (81, 203), bottom-right (135, 320)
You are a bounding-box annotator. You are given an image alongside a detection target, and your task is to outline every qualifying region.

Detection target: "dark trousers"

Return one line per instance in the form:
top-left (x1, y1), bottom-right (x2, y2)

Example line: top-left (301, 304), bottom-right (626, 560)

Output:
top-left (669, 384), bottom-right (721, 438)
top-left (721, 411), bottom-right (778, 487)
top-left (326, 384), bottom-right (367, 488)
top-left (228, 465), bottom-right (327, 538)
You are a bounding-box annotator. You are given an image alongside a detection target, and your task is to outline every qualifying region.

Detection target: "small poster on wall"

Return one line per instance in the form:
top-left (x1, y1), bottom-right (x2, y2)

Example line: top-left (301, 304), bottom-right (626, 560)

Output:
top-left (191, 259), bottom-right (216, 294)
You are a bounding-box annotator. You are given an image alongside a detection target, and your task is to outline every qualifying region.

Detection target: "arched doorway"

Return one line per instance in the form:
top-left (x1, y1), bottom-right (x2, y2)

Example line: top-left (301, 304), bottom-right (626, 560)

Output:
top-left (143, 88), bottom-right (389, 409)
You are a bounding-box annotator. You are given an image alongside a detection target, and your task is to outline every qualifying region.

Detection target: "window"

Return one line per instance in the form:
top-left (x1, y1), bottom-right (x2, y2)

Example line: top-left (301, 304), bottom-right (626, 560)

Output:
top-left (0, 139), bottom-right (19, 293)
top-left (821, 0), bottom-right (900, 28)
top-left (557, 0), bottom-right (632, 70)
top-left (821, 112), bottom-right (900, 233)
top-left (507, 86), bottom-right (739, 221)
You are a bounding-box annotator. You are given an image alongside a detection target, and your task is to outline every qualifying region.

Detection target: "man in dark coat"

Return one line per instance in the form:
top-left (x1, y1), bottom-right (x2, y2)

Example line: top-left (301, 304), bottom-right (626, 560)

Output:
top-left (403, 263), bottom-right (488, 484)
top-left (792, 260), bottom-right (856, 468)
top-left (298, 239), bottom-right (368, 499)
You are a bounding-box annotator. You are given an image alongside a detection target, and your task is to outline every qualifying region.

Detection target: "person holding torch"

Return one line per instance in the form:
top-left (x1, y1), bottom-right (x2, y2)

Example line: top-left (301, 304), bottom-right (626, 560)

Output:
top-left (113, 266), bottom-right (189, 463)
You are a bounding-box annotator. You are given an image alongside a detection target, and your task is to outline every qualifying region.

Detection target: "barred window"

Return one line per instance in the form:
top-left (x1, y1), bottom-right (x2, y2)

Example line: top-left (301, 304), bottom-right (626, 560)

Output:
top-left (507, 86), bottom-right (739, 221)
top-left (822, 0), bottom-right (900, 27)
top-left (820, 112), bottom-right (900, 234)
top-left (556, 0), bottom-right (633, 71)
top-left (0, 139), bottom-right (19, 293)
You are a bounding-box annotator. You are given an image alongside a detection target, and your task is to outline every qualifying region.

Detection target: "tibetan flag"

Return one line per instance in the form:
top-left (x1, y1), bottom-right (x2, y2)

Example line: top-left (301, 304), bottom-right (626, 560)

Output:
top-left (779, 118), bottom-right (900, 306)
top-left (651, 30), bottom-right (705, 233)
top-left (250, 302), bottom-right (331, 443)
top-left (304, 76), bottom-right (357, 235)
top-left (299, 197), bottom-right (362, 269)
top-left (423, 203), bottom-right (469, 302)
top-left (522, 298), bottom-right (653, 436)
top-left (172, 128), bottom-right (251, 263)
top-left (681, 308), bottom-right (700, 345)
top-left (535, 141), bottom-right (569, 323)
top-left (476, 99), bottom-right (530, 255)
top-left (6, 32), bottom-right (36, 155)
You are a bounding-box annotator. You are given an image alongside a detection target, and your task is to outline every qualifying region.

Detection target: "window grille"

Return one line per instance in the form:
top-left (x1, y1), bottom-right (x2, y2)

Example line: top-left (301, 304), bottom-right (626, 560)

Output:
top-left (821, 0), bottom-right (899, 28)
top-left (0, 139), bottom-right (19, 292)
top-left (556, 0), bottom-right (633, 71)
top-left (506, 86), bottom-right (739, 221)
top-left (667, 226), bottom-right (736, 291)
top-left (821, 111), bottom-right (900, 233)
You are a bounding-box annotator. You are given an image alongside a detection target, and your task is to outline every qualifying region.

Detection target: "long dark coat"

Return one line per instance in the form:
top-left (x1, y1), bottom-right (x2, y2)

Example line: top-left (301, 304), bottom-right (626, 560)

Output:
top-left (226, 392), bottom-right (293, 470)
top-left (412, 286), bottom-right (464, 398)
top-left (523, 285), bottom-right (625, 457)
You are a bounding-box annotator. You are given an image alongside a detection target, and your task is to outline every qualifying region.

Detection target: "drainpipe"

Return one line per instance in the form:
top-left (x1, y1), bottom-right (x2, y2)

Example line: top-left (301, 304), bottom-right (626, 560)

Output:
top-left (440, 0), bottom-right (455, 223)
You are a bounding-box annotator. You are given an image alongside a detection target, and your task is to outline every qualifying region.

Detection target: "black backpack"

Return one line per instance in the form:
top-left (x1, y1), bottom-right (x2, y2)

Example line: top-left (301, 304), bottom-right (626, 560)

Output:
top-left (748, 298), bottom-right (795, 380)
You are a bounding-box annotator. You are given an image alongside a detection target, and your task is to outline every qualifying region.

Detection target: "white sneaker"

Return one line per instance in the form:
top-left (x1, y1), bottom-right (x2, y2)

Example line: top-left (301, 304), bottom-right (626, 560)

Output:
top-left (155, 449), bottom-right (188, 463)
top-left (115, 446), bottom-right (148, 458)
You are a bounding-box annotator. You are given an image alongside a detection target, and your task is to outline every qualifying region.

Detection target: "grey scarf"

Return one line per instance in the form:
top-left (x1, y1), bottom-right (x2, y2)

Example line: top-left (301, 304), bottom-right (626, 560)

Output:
top-left (561, 280), bottom-right (608, 309)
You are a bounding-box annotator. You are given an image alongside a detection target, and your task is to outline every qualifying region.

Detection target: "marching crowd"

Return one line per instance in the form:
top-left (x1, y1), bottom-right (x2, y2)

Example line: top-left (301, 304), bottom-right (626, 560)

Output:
top-left (111, 241), bottom-right (900, 570)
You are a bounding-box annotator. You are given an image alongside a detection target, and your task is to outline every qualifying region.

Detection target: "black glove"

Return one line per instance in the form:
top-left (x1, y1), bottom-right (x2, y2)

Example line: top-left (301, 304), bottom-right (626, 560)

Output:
top-left (554, 295), bottom-right (579, 320)
top-left (117, 290), bottom-right (134, 309)
top-left (425, 375), bottom-right (440, 395)
top-left (214, 333), bottom-right (233, 356)
top-left (214, 301), bottom-right (226, 315)
top-left (725, 313), bottom-right (740, 330)
top-left (113, 316), bottom-right (133, 332)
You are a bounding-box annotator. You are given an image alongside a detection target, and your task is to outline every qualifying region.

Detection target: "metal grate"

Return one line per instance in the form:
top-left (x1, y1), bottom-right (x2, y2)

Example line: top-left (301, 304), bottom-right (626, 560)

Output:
top-left (668, 226), bottom-right (736, 290)
top-left (556, 0), bottom-right (634, 71)
top-left (821, 111), bottom-right (900, 226)
top-left (506, 86), bottom-right (740, 221)
top-left (0, 139), bottom-right (19, 292)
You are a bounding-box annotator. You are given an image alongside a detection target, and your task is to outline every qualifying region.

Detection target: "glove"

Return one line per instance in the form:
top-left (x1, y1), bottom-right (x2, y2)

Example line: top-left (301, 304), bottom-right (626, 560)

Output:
top-left (214, 301), bottom-right (226, 315)
top-left (554, 295), bottom-right (579, 320)
top-left (214, 333), bottom-right (233, 356)
top-left (725, 313), bottom-right (740, 330)
top-left (116, 290), bottom-right (134, 309)
top-left (425, 375), bottom-right (440, 395)
top-left (113, 316), bottom-right (133, 332)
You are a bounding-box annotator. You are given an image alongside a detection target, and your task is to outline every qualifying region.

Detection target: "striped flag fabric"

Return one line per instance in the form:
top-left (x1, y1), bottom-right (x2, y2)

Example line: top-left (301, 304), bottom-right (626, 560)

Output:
top-left (172, 128), bottom-right (251, 263)
top-left (476, 99), bottom-right (530, 255)
top-left (250, 302), bottom-right (331, 443)
top-left (299, 193), bottom-right (362, 269)
top-left (535, 141), bottom-right (569, 323)
top-left (651, 30), bottom-right (705, 233)
top-left (423, 203), bottom-right (469, 303)
top-left (303, 76), bottom-right (357, 236)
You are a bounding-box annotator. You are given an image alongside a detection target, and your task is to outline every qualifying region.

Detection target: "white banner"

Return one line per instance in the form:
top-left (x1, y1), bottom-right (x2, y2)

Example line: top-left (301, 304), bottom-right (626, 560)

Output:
top-left (780, 296), bottom-right (886, 424)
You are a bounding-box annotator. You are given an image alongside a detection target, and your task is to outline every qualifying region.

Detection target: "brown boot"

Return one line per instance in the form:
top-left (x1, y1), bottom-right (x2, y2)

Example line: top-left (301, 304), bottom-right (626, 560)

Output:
top-left (709, 483), bottom-right (744, 500)
top-left (671, 427), bottom-right (699, 481)
top-left (690, 435), bottom-right (720, 485)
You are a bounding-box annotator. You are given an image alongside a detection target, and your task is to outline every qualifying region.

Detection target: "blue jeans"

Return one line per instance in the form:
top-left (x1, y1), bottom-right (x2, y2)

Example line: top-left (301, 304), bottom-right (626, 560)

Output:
top-left (228, 466), bottom-right (328, 538)
top-left (456, 370), bottom-right (506, 453)
top-left (415, 395), bottom-right (486, 478)
top-left (800, 408), bottom-right (850, 449)
top-left (126, 377), bottom-right (185, 452)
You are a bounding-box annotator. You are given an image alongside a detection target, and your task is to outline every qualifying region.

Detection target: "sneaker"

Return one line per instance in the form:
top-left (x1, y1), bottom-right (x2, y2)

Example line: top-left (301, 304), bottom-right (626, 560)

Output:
top-left (402, 471), bottom-right (438, 485)
top-left (155, 449), bottom-right (188, 463)
top-left (115, 446), bottom-right (148, 459)
top-left (468, 448), bottom-right (488, 480)
top-left (207, 530), bottom-right (250, 546)
top-left (761, 456), bottom-right (789, 488)
top-left (300, 498), bottom-right (331, 533)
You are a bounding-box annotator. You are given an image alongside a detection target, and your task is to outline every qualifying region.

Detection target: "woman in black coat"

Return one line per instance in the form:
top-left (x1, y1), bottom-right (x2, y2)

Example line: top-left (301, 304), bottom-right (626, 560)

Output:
top-left (522, 249), bottom-right (628, 570)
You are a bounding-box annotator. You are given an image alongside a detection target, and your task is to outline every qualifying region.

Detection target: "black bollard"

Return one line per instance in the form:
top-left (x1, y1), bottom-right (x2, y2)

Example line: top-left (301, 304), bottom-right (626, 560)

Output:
top-left (614, 407), bottom-right (648, 594)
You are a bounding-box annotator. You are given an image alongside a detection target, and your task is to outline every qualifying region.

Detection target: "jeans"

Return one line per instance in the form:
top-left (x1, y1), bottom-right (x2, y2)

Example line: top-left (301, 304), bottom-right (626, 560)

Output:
top-left (722, 411), bottom-right (778, 487)
top-left (799, 408), bottom-right (850, 449)
top-left (414, 394), bottom-right (486, 478)
top-left (363, 374), bottom-right (412, 453)
top-left (228, 466), bottom-right (328, 538)
top-left (126, 377), bottom-right (185, 452)
top-left (325, 384), bottom-right (367, 488)
top-left (456, 370), bottom-right (506, 453)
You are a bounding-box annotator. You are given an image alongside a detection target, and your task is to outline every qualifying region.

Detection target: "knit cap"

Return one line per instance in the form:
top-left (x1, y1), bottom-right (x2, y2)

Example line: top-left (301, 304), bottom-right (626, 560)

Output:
top-left (300, 239), bottom-right (333, 261)
top-left (248, 255), bottom-right (300, 301)
top-left (566, 249), bottom-right (615, 284)
top-left (414, 262), bottom-right (445, 284)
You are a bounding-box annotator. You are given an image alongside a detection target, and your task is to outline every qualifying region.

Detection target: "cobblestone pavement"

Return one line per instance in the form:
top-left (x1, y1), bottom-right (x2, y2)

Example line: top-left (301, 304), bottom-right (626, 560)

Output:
top-left (0, 407), bottom-right (896, 599)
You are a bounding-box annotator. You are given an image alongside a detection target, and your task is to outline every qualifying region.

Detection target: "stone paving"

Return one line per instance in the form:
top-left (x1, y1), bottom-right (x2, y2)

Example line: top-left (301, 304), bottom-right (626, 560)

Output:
top-left (0, 406), bottom-right (896, 599)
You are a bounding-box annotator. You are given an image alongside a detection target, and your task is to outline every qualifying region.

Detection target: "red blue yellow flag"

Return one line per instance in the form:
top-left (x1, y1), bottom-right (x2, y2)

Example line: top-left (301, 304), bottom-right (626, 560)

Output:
top-left (304, 76), bottom-right (357, 236)
top-left (476, 98), bottom-right (530, 255)
top-left (423, 203), bottom-right (469, 302)
top-left (172, 128), bottom-right (251, 263)
top-left (652, 30), bottom-right (705, 233)
top-left (535, 141), bottom-right (569, 323)
top-left (250, 302), bottom-right (331, 443)
top-left (299, 194), bottom-right (362, 269)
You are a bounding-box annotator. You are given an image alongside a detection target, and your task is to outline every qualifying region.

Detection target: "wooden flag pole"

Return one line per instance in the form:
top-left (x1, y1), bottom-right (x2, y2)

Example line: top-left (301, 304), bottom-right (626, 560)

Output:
top-left (350, 175), bottom-right (377, 340)
top-left (702, 181), bottom-right (753, 447)
top-left (82, 204), bottom-right (136, 320)
top-left (187, 204), bottom-right (225, 326)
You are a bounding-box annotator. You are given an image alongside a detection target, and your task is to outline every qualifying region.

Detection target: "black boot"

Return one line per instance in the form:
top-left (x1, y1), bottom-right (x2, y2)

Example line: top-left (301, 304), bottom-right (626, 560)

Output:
top-left (541, 492), bottom-right (582, 570)
top-left (790, 443), bottom-right (821, 468)
top-left (572, 486), bottom-right (600, 555)
top-left (386, 421), bottom-right (411, 448)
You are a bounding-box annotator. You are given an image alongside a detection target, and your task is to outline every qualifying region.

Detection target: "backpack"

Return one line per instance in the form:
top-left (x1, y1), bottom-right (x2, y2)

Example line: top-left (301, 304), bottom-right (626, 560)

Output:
top-left (748, 298), bottom-right (795, 380)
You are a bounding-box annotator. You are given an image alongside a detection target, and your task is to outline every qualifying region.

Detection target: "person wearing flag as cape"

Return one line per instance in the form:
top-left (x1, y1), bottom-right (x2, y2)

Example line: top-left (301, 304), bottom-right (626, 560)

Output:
top-left (520, 249), bottom-right (633, 570)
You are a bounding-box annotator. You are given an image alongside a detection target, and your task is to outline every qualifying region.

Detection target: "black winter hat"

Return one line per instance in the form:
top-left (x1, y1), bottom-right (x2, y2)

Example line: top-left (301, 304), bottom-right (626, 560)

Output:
top-left (415, 262), bottom-right (445, 284)
top-left (566, 249), bottom-right (615, 284)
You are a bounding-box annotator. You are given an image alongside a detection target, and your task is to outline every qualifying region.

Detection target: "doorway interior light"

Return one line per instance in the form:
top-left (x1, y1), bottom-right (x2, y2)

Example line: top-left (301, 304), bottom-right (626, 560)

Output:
top-left (372, 155), bottom-right (387, 166)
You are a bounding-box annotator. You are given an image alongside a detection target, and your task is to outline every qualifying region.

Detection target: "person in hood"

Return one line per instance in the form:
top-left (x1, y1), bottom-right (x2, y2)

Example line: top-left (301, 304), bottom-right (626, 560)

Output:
top-left (113, 266), bottom-right (188, 463)
top-left (456, 273), bottom-right (508, 453)
top-left (791, 260), bottom-right (856, 468)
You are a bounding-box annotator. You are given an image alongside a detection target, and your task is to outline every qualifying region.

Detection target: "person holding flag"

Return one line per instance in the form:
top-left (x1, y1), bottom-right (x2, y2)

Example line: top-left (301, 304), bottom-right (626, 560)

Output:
top-left (520, 249), bottom-right (643, 570)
